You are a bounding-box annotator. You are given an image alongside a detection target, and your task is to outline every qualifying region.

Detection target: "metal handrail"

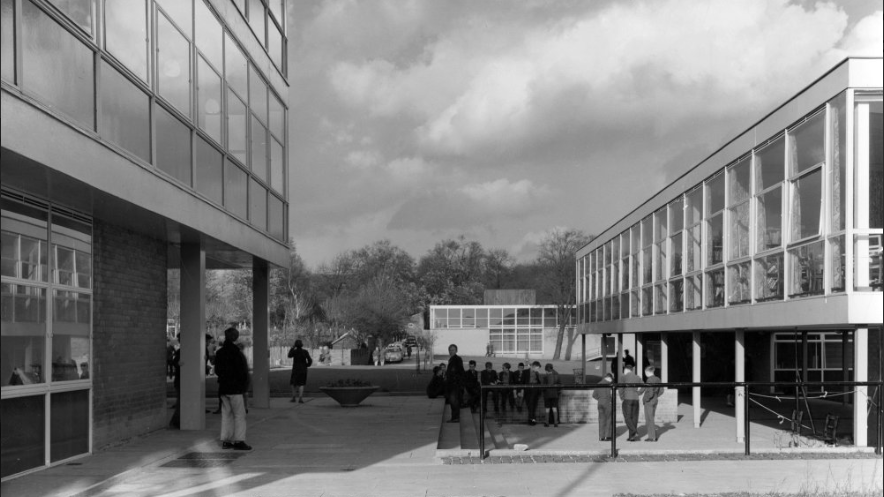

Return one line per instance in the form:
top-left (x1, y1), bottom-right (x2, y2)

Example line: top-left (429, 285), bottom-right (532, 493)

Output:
top-left (476, 380), bottom-right (884, 459)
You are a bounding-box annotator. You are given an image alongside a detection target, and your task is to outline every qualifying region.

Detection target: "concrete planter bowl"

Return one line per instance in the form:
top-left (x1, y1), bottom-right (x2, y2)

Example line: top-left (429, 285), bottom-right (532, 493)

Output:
top-left (319, 386), bottom-right (379, 407)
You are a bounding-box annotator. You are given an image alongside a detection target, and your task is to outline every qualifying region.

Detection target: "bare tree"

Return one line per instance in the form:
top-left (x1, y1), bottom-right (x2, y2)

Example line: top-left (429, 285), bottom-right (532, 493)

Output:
top-left (536, 228), bottom-right (593, 360)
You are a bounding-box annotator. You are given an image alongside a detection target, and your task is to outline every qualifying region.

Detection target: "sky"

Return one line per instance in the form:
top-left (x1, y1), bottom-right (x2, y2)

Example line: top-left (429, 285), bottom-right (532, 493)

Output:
top-left (286, 0), bottom-right (883, 268)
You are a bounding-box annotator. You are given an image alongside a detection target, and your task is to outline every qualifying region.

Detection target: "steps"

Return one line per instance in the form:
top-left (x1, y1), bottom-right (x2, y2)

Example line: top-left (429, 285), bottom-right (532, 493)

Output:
top-left (435, 405), bottom-right (510, 458)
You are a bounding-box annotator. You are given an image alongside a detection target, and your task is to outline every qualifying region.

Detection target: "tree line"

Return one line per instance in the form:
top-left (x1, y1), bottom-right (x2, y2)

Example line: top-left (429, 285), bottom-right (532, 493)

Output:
top-left (168, 229), bottom-right (592, 359)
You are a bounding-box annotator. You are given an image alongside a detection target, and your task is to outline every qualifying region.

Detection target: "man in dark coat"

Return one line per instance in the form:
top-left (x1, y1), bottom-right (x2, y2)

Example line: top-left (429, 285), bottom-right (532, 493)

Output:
top-left (444, 344), bottom-right (465, 422)
top-left (641, 366), bottom-right (665, 441)
top-left (214, 327), bottom-right (252, 450)
top-left (592, 373), bottom-right (614, 441)
top-left (480, 361), bottom-right (500, 414)
top-left (464, 360), bottom-right (481, 412)
top-left (618, 365), bottom-right (643, 441)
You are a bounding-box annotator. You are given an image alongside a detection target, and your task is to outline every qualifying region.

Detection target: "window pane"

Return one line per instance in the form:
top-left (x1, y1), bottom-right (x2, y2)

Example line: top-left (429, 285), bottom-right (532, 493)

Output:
top-left (728, 201), bottom-right (750, 259)
top-left (1, 0), bottom-right (14, 83)
top-left (155, 105), bottom-right (192, 185)
top-left (225, 33), bottom-right (247, 98)
top-left (249, 179), bottom-right (266, 230)
top-left (269, 139), bottom-right (282, 192)
top-left (630, 224), bottom-right (640, 254)
top-left (621, 256), bottom-right (629, 289)
top-left (448, 308), bottom-right (461, 327)
top-left (789, 111), bottom-right (825, 175)
top-left (641, 216), bottom-right (652, 247)
top-left (853, 234), bottom-right (882, 291)
top-left (641, 286), bottom-right (652, 316)
top-left (686, 224), bottom-right (701, 273)
top-left (249, 67), bottom-right (268, 124)
top-left (756, 186), bottom-right (782, 251)
top-left (654, 209), bottom-right (667, 241)
top-left (685, 187), bottom-right (702, 226)
top-left (224, 159), bottom-right (247, 219)
top-left (867, 102), bottom-right (883, 229)
top-left (1, 283), bottom-right (46, 386)
top-left (195, 0), bottom-right (222, 70)
top-left (685, 274), bottom-right (702, 310)
top-left (51, 215), bottom-right (91, 290)
top-left (2, 203), bottom-right (49, 282)
top-left (195, 136), bottom-right (223, 204)
top-left (705, 172), bottom-right (724, 215)
top-left (829, 236), bottom-right (845, 293)
top-left (157, 13), bottom-right (191, 116)
top-left (728, 158), bottom-right (751, 205)
top-left (755, 137), bottom-right (784, 192)
top-left (705, 269), bottom-right (724, 308)
top-left (268, 18), bottom-right (282, 69)
top-left (248, 0), bottom-right (265, 45)
top-left (829, 93), bottom-right (847, 232)
top-left (669, 197), bottom-right (684, 233)
top-left (99, 61), bottom-right (150, 162)
top-left (227, 90), bottom-right (247, 164)
top-left (669, 278), bottom-right (683, 312)
top-left (23, 1), bottom-right (94, 128)
top-left (268, 195), bottom-right (284, 241)
top-left (790, 168), bottom-right (822, 241)
top-left (475, 308), bottom-right (488, 328)
top-left (754, 252), bottom-right (783, 302)
top-left (611, 292), bottom-right (620, 318)
top-left (727, 262), bottom-right (750, 305)
top-left (104, 0), bottom-right (147, 81)
top-left (197, 56), bottom-right (222, 143)
top-left (433, 308), bottom-right (446, 328)
top-left (630, 289), bottom-right (640, 317)
top-left (462, 308), bottom-right (475, 327)
top-left (156, 0), bottom-right (191, 36)
top-left (250, 116), bottom-right (267, 180)
top-left (655, 241), bottom-right (666, 281)
top-left (654, 284), bottom-right (666, 314)
top-left (706, 214), bottom-right (723, 265)
top-left (269, 93), bottom-right (284, 140)
top-left (789, 240), bottom-right (824, 297)
top-left (48, 0), bottom-right (92, 33)
top-left (671, 232), bottom-right (683, 276)
top-left (52, 290), bottom-right (90, 382)
top-left (642, 246), bottom-right (652, 284)
top-left (0, 396), bottom-right (45, 478)
top-left (50, 390), bottom-right (89, 462)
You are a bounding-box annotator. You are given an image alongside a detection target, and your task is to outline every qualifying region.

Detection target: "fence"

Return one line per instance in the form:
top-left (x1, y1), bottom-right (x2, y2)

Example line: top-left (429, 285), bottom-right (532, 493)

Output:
top-left (478, 380), bottom-right (884, 459)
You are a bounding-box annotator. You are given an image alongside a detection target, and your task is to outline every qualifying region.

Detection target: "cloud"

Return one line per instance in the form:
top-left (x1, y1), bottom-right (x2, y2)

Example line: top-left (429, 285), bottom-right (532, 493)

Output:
top-left (387, 178), bottom-right (552, 230)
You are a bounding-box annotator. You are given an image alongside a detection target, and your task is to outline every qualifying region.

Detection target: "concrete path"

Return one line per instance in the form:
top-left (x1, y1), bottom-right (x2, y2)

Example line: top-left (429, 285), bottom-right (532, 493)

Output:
top-left (2, 396), bottom-right (881, 497)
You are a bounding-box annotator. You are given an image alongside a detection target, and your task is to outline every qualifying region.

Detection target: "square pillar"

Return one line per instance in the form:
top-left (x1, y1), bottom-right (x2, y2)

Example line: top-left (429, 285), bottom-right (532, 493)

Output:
top-left (693, 330), bottom-right (701, 428)
top-left (735, 330), bottom-right (746, 442)
top-left (601, 334), bottom-right (608, 377)
top-left (252, 258), bottom-right (270, 408)
top-left (636, 334), bottom-right (645, 379)
top-left (660, 332), bottom-right (669, 382)
top-left (854, 327), bottom-right (868, 447)
top-left (616, 334), bottom-right (624, 381)
top-left (180, 243), bottom-right (206, 430)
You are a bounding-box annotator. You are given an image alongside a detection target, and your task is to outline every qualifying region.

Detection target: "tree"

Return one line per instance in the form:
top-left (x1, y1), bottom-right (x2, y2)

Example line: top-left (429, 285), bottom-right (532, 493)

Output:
top-left (536, 228), bottom-right (593, 360)
top-left (482, 248), bottom-right (515, 289)
top-left (270, 243), bottom-right (315, 346)
top-left (417, 236), bottom-right (486, 305)
top-left (339, 276), bottom-right (417, 349)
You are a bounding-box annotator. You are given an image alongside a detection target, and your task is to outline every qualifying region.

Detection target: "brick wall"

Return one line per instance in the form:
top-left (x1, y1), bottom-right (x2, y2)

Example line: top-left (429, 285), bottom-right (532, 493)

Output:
top-left (91, 220), bottom-right (168, 450)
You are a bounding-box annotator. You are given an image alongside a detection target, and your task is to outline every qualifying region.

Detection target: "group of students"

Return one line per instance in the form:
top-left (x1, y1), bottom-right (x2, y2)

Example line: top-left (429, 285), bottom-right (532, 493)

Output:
top-left (592, 364), bottom-right (664, 442)
top-left (426, 344), bottom-right (563, 427)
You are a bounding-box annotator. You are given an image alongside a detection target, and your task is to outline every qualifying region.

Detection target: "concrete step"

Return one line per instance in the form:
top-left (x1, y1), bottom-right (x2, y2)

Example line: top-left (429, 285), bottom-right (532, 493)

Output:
top-left (437, 404), bottom-right (460, 450)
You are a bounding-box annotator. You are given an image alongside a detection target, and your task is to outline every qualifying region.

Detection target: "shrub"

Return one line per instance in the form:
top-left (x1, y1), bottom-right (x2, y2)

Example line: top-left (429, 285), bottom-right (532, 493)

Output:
top-left (325, 379), bottom-right (373, 388)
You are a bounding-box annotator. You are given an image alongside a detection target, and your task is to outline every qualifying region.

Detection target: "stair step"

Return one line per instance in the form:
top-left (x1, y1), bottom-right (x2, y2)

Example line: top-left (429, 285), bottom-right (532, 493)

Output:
top-left (437, 404), bottom-right (460, 450)
top-left (460, 409), bottom-right (479, 450)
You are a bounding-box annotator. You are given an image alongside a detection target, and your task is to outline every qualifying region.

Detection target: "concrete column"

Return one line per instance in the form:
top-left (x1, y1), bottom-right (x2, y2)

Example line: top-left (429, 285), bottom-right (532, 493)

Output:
top-left (660, 332), bottom-right (669, 382)
top-left (601, 334), bottom-right (608, 377)
top-left (180, 243), bottom-right (206, 430)
top-left (635, 333), bottom-right (644, 379)
top-left (693, 330), bottom-right (701, 428)
top-left (616, 334), bottom-right (624, 381)
top-left (735, 330), bottom-right (746, 443)
top-left (854, 327), bottom-right (868, 447)
top-left (252, 258), bottom-right (270, 408)
top-left (581, 334), bottom-right (586, 380)
top-left (842, 330), bottom-right (850, 405)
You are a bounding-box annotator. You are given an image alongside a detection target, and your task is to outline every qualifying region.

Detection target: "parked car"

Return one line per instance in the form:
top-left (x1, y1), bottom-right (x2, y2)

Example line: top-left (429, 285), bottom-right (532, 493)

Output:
top-left (384, 344), bottom-right (404, 363)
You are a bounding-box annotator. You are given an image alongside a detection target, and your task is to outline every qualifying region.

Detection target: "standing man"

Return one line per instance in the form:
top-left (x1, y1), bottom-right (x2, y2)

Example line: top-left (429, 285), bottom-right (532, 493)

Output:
top-left (464, 360), bottom-right (480, 413)
top-left (444, 344), bottom-right (465, 422)
top-left (641, 366), bottom-right (664, 441)
top-left (592, 373), bottom-right (614, 441)
top-left (214, 327), bottom-right (252, 450)
top-left (480, 361), bottom-right (500, 414)
top-left (618, 364), bottom-right (643, 441)
top-left (525, 361), bottom-right (543, 425)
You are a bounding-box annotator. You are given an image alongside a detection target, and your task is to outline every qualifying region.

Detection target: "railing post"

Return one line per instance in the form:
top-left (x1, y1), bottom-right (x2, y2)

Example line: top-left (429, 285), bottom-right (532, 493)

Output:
top-left (744, 383), bottom-right (751, 455)
top-left (479, 384), bottom-right (485, 460)
top-left (610, 382), bottom-right (617, 458)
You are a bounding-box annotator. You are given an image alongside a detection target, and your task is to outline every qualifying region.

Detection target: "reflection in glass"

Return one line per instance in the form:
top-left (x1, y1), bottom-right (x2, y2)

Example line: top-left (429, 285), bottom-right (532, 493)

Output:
top-left (671, 232), bottom-right (683, 276)
top-left (788, 111), bottom-right (825, 175)
top-left (829, 93), bottom-right (847, 232)
top-left (705, 172), bottom-right (724, 215)
top-left (195, 136), bottom-right (223, 205)
top-left (23, 1), bottom-right (94, 128)
top-left (52, 290), bottom-right (90, 382)
top-left (104, 0), bottom-right (147, 81)
top-left (641, 286), bottom-right (652, 316)
top-left (250, 116), bottom-right (267, 180)
top-left (685, 274), bottom-right (702, 310)
top-left (52, 215), bottom-right (91, 290)
top-left (248, 0), bottom-right (265, 45)
top-left (227, 90), bottom-right (247, 164)
top-left (853, 234), bottom-right (882, 291)
top-left (225, 33), bottom-right (247, 97)
top-left (756, 187), bottom-right (782, 251)
top-left (268, 18), bottom-right (283, 70)
top-left (728, 159), bottom-right (751, 204)
top-left (224, 159), bottom-right (248, 219)
top-left (1, 284), bottom-right (46, 386)
top-left (654, 209), bottom-right (667, 242)
top-left (2, 208), bottom-right (48, 281)
top-left (669, 197), bottom-right (684, 233)
top-left (789, 240), bottom-right (824, 297)
top-left (705, 269), bottom-right (724, 308)
top-left (641, 216), bottom-right (652, 247)
top-left (669, 278), bottom-right (683, 312)
top-left (630, 224), bottom-right (640, 254)
top-left (197, 56), bottom-right (222, 143)
top-left (685, 187), bottom-right (702, 225)
top-left (156, 0), bottom-right (191, 37)
top-left (50, 390), bottom-right (89, 462)
top-left (655, 241), bottom-right (666, 281)
top-left (269, 93), bottom-right (285, 139)
top-left (630, 289), bottom-right (640, 317)
top-left (686, 224), bottom-right (701, 273)
top-left (270, 138), bottom-right (283, 193)
top-left (249, 179), bottom-right (267, 230)
top-left (156, 106), bottom-right (192, 185)
top-left (48, 0), bottom-right (92, 33)
top-left (866, 102), bottom-right (883, 229)
top-left (754, 253), bottom-right (783, 301)
top-left (0, 396), bottom-right (45, 477)
top-left (1, 0), bottom-right (13, 82)
top-left (249, 68), bottom-right (268, 124)
top-left (728, 201), bottom-right (750, 259)
top-left (157, 13), bottom-right (191, 116)
top-left (100, 61), bottom-right (150, 162)
top-left (706, 214), bottom-right (723, 265)
top-left (611, 291), bottom-right (620, 319)
top-left (268, 195), bottom-right (284, 241)
top-left (755, 137), bottom-right (784, 192)
top-left (642, 248), bottom-right (652, 284)
top-left (654, 284), bottom-right (666, 314)
top-left (829, 236), bottom-right (845, 293)
top-left (195, 0), bottom-right (222, 69)
top-left (727, 262), bottom-right (750, 304)
top-left (790, 169), bottom-right (822, 241)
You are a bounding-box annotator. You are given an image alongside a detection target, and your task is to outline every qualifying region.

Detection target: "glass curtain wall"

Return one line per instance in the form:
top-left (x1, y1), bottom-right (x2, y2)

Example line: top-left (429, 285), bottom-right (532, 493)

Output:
top-left (1, 195), bottom-right (92, 478)
top-left (0, 0), bottom-right (287, 242)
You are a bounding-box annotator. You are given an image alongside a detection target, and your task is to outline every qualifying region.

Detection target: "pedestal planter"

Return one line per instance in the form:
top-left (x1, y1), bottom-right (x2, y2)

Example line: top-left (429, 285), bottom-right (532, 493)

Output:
top-left (320, 386), bottom-right (379, 407)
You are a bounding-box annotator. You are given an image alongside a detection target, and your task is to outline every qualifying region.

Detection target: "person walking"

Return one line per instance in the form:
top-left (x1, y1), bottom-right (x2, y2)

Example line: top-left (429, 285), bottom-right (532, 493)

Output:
top-left (593, 373), bottom-right (614, 441)
top-left (444, 344), bottom-right (465, 422)
top-left (524, 361), bottom-right (543, 425)
top-left (287, 339), bottom-right (313, 403)
top-left (372, 346), bottom-right (380, 366)
top-left (618, 364), bottom-right (643, 441)
top-left (214, 327), bottom-right (251, 451)
top-left (542, 363), bottom-right (561, 427)
top-left (641, 366), bottom-right (664, 441)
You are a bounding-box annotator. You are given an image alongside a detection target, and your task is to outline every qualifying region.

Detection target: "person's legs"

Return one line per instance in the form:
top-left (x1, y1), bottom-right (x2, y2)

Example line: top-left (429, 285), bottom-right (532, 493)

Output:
top-left (644, 401), bottom-right (657, 440)
top-left (526, 391), bottom-right (538, 424)
top-left (447, 388), bottom-right (461, 421)
top-left (598, 404), bottom-right (610, 440)
top-left (622, 400), bottom-right (638, 439)
top-left (220, 395), bottom-right (234, 445)
top-left (297, 385), bottom-right (305, 403)
top-left (229, 394), bottom-right (248, 446)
